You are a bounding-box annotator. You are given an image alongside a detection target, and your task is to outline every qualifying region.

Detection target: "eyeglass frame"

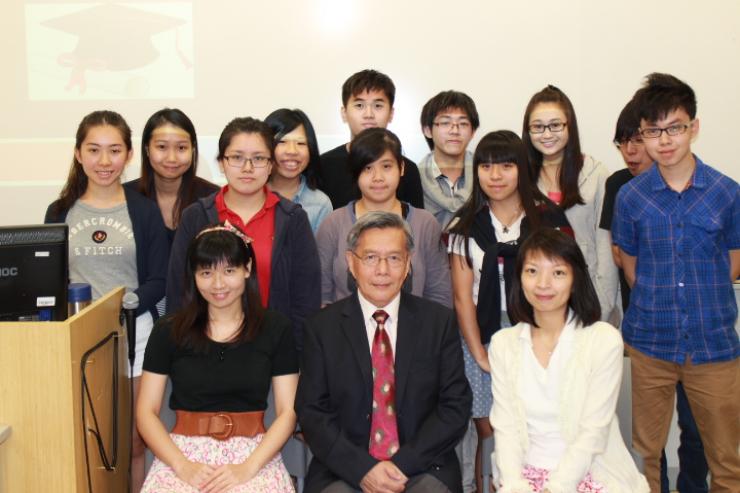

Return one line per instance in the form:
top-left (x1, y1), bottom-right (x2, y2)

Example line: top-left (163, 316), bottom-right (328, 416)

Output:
top-left (613, 135), bottom-right (645, 149)
top-left (528, 121), bottom-right (567, 134)
top-left (350, 251), bottom-right (408, 269)
top-left (432, 120), bottom-right (472, 131)
top-left (639, 121), bottom-right (694, 139)
top-left (222, 155), bottom-right (272, 169)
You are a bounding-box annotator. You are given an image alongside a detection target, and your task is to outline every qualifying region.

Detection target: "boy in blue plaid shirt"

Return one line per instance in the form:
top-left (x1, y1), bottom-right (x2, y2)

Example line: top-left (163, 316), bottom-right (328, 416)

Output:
top-left (612, 73), bottom-right (740, 493)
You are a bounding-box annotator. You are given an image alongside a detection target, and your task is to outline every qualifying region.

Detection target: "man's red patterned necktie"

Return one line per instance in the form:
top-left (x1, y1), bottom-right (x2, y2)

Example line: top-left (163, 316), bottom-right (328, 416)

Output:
top-left (368, 309), bottom-right (399, 460)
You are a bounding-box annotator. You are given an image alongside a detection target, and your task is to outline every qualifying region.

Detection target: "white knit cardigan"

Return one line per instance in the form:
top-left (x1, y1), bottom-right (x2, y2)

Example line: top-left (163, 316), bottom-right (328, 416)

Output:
top-left (488, 321), bottom-right (649, 493)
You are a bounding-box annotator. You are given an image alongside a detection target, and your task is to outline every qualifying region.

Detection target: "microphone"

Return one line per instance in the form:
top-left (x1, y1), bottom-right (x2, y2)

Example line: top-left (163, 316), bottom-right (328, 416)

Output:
top-left (122, 292), bottom-right (139, 371)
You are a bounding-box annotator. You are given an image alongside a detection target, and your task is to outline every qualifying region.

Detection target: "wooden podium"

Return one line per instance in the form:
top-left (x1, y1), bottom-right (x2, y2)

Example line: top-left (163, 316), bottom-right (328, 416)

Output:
top-left (0, 288), bottom-right (131, 493)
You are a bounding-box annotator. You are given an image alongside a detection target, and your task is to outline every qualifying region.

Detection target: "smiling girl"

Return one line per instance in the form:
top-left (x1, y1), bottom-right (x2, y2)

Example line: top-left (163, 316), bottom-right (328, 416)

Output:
top-left (139, 225), bottom-right (297, 493)
top-left (447, 130), bottom-right (571, 492)
top-left (522, 85), bottom-right (618, 320)
top-left (126, 108), bottom-right (219, 245)
top-left (488, 228), bottom-right (648, 493)
top-left (264, 108), bottom-right (332, 234)
top-left (45, 110), bottom-right (169, 491)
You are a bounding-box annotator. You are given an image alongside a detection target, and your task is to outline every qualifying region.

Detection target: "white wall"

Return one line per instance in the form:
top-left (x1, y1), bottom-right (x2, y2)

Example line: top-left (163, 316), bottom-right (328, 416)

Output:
top-left (1, 0), bottom-right (738, 225)
top-left (1, 1), bottom-right (737, 478)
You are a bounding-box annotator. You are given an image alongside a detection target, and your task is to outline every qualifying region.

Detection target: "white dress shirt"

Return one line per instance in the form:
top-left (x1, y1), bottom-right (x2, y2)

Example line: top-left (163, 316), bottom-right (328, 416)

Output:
top-left (357, 290), bottom-right (401, 359)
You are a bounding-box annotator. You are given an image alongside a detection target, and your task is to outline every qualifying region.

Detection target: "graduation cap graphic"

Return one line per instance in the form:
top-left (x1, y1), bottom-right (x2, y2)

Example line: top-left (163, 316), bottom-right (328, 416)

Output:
top-left (42, 3), bottom-right (189, 94)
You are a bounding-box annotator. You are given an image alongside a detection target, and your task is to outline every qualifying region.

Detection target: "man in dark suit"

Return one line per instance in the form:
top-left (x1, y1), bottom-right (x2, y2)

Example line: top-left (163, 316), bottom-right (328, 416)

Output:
top-left (296, 211), bottom-right (472, 493)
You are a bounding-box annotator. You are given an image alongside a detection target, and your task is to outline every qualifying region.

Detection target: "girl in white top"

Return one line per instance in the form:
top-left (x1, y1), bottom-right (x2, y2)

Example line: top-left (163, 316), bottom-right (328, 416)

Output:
top-left (447, 131), bottom-right (571, 493)
top-left (522, 85), bottom-right (617, 320)
top-left (488, 228), bottom-right (648, 493)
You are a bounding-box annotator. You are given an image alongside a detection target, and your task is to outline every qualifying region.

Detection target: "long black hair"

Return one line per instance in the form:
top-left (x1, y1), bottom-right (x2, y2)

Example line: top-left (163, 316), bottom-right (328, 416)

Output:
top-left (448, 130), bottom-right (544, 268)
top-left (508, 228), bottom-right (601, 327)
top-left (138, 108), bottom-right (210, 228)
top-left (522, 85), bottom-right (585, 210)
top-left (170, 224), bottom-right (264, 351)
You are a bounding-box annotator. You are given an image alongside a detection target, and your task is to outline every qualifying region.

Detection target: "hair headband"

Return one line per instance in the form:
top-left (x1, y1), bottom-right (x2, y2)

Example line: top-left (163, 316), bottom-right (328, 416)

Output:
top-left (196, 220), bottom-right (252, 247)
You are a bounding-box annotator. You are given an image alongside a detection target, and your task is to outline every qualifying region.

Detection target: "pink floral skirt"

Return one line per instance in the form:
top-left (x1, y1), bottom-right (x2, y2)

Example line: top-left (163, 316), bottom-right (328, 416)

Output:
top-left (141, 433), bottom-right (295, 493)
top-left (522, 464), bottom-right (606, 493)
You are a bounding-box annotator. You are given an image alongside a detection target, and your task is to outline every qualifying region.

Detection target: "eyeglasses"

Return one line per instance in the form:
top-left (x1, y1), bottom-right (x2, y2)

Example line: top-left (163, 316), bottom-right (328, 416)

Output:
top-left (528, 121), bottom-right (567, 134)
top-left (639, 121), bottom-right (693, 139)
top-left (223, 155), bottom-right (271, 168)
top-left (351, 251), bottom-right (407, 268)
top-left (613, 135), bottom-right (644, 149)
top-left (433, 120), bottom-right (472, 131)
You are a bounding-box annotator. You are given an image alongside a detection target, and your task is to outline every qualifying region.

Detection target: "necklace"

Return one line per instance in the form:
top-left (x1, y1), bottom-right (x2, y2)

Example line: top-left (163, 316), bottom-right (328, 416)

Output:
top-left (536, 339), bottom-right (559, 356)
top-left (494, 205), bottom-right (522, 234)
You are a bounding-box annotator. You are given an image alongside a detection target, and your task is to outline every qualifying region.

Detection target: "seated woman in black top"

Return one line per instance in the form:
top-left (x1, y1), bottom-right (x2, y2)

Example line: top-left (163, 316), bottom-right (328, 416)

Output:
top-left (138, 222), bottom-right (298, 492)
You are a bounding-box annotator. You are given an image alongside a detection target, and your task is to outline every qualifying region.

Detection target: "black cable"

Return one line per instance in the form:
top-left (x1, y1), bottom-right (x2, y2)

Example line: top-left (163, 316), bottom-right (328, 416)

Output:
top-left (80, 331), bottom-right (119, 493)
top-left (128, 341), bottom-right (135, 493)
top-left (119, 309), bottom-right (136, 493)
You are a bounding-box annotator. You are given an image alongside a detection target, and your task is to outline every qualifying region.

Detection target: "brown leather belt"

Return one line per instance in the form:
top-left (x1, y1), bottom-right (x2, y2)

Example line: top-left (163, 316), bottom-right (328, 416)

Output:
top-left (172, 410), bottom-right (265, 440)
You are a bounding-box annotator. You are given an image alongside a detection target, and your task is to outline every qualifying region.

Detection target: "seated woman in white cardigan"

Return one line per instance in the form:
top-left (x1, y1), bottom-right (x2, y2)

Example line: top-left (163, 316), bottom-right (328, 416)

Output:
top-left (488, 229), bottom-right (647, 493)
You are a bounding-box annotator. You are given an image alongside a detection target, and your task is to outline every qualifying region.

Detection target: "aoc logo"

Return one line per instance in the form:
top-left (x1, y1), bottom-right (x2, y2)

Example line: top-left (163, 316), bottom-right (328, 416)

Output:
top-left (92, 230), bottom-right (107, 243)
top-left (0, 267), bottom-right (19, 277)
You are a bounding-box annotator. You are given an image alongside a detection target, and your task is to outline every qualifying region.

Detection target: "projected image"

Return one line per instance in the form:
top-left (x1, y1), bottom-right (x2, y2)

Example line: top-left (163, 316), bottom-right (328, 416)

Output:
top-left (25, 2), bottom-right (194, 100)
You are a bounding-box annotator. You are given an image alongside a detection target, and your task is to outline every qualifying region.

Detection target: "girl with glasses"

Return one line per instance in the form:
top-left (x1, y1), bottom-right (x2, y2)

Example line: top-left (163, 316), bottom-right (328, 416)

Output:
top-left (522, 85), bottom-right (618, 321)
top-left (447, 130), bottom-right (571, 492)
top-left (316, 127), bottom-right (451, 307)
top-left (166, 117), bottom-right (320, 353)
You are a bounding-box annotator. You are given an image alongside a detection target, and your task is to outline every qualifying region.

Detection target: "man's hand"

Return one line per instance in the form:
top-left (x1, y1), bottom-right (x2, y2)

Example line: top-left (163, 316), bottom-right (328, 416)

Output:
top-left (360, 461), bottom-right (408, 493)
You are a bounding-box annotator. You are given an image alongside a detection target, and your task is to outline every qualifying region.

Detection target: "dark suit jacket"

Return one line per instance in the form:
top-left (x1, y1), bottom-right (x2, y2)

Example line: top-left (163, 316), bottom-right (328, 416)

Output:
top-left (295, 292), bottom-right (472, 493)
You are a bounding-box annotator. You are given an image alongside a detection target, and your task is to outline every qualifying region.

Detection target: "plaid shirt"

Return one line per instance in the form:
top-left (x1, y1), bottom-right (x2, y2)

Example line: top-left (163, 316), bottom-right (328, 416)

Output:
top-left (612, 156), bottom-right (740, 364)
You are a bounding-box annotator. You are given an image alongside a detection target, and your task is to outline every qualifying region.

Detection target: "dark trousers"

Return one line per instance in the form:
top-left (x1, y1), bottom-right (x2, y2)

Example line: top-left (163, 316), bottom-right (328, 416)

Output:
top-left (659, 382), bottom-right (708, 493)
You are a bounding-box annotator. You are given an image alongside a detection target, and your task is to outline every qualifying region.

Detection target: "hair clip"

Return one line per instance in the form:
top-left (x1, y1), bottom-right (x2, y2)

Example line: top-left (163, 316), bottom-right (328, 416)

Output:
top-left (196, 220), bottom-right (253, 247)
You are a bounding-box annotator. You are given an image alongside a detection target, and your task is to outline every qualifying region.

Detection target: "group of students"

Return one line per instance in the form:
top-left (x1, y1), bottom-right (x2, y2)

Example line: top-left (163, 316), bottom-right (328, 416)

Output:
top-left (42, 68), bottom-right (738, 493)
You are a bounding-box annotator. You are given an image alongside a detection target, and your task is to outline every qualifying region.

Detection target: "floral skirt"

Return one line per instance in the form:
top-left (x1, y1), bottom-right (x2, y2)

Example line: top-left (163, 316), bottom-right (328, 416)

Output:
top-left (141, 433), bottom-right (295, 493)
top-left (522, 464), bottom-right (606, 493)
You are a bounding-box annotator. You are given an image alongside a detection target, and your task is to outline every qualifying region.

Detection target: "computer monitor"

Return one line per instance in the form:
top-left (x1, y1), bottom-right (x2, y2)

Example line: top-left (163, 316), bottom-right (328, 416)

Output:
top-left (0, 224), bottom-right (68, 321)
